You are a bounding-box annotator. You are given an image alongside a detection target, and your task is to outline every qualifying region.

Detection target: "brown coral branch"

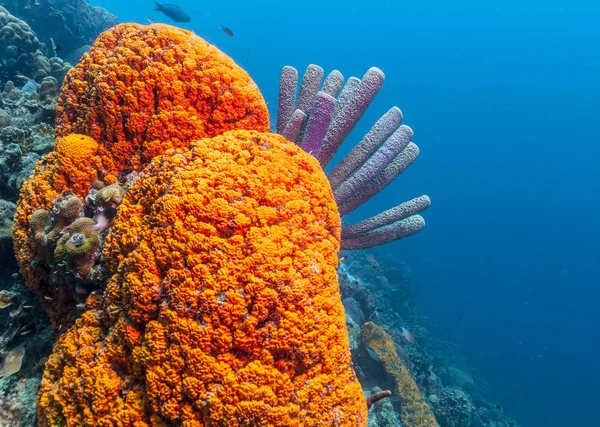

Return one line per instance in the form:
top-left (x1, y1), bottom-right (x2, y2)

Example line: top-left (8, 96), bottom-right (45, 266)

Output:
top-left (367, 389), bottom-right (392, 409)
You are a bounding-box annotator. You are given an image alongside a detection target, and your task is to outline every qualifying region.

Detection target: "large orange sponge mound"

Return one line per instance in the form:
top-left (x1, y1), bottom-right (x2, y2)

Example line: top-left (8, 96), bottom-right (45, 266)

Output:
top-left (56, 23), bottom-right (270, 176)
top-left (38, 130), bottom-right (368, 426)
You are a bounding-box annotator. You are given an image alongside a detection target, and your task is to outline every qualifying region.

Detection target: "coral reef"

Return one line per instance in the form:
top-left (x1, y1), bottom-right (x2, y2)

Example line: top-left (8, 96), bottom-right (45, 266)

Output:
top-left (1, 77), bottom-right (61, 126)
top-left (0, 6), bottom-right (45, 78)
top-left (54, 217), bottom-right (99, 277)
top-left (0, 270), bottom-right (53, 427)
top-left (0, 6), bottom-right (71, 84)
top-left (56, 23), bottom-right (269, 176)
top-left (0, 77), bottom-right (58, 203)
top-left (336, 252), bottom-right (519, 426)
top-left (0, 199), bottom-right (16, 252)
top-left (0, 0), bottom-right (117, 60)
top-left (434, 387), bottom-right (478, 427)
top-left (38, 130), bottom-right (367, 426)
top-left (0, 377), bottom-right (40, 426)
top-left (361, 321), bottom-right (438, 426)
top-left (11, 134), bottom-right (108, 326)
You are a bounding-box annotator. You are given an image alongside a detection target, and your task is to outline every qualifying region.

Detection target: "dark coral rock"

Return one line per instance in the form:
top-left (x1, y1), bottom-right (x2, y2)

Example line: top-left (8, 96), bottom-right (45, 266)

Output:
top-left (0, 108), bottom-right (10, 127)
top-left (1, 81), bottom-right (21, 104)
top-left (0, 199), bottom-right (16, 252)
top-left (0, 6), bottom-right (51, 84)
top-left (0, 0), bottom-right (117, 59)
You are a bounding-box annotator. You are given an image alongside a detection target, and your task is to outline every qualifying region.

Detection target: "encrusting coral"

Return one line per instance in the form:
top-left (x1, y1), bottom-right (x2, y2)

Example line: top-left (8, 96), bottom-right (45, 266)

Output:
top-left (38, 130), bottom-right (368, 426)
top-left (361, 321), bottom-right (438, 426)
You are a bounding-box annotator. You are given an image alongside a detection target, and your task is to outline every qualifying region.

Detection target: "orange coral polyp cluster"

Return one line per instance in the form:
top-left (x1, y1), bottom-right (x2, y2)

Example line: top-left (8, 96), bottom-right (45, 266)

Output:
top-left (38, 130), bottom-right (367, 426)
top-left (56, 23), bottom-right (269, 176)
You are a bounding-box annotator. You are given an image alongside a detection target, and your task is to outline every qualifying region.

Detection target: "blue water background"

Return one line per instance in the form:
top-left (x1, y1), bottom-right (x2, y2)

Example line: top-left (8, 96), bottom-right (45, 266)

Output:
top-left (90, 1), bottom-right (600, 425)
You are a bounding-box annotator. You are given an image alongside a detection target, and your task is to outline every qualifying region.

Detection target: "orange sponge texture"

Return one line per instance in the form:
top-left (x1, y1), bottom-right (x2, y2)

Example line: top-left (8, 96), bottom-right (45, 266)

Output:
top-left (38, 130), bottom-right (368, 426)
top-left (14, 22), bottom-right (268, 326)
top-left (56, 23), bottom-right (270, 176)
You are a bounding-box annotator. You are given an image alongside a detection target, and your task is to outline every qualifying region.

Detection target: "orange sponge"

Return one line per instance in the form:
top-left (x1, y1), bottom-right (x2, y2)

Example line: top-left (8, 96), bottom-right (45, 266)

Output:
top-left (56, 23), bottom-right (270, 176)
top-left (37, 130), bottom-right (367, 426)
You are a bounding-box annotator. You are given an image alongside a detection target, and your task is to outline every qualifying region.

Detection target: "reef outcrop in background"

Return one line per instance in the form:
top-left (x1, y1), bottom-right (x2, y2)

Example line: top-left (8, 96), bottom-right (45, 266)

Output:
top-left (0, 6), bottom-right (71, 84)
top-left (0, 0), bottom-right (117, 61)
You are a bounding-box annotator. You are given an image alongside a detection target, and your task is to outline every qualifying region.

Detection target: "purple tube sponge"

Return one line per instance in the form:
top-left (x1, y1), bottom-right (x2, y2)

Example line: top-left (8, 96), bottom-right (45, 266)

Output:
top-left (277, 66), bottom-right (299, 134)
top-left (301, 91), bottom-right (336, 155)
top-left (342, 196), bottom-right (431, 240)
top-left (318, 68), bottom-right (385, 168)
top-left (333, 77), bottom-right (361, 122)
top-left (281, 109), bottom-right (307, 143)
top-left (328, 107), bottom-right (403, 190)
top-left (274, 63), bottom-right (430, 248)
top-left (296, 64), bottom-right (324, 114)
top-left (333, 125), bottom-right (413, 206)
top-left (341, 215), bottom-right (426, 250)
top-left (322, 70), bottom-right (345, 98)
top-left (339, 142), bottom-right (420, 216)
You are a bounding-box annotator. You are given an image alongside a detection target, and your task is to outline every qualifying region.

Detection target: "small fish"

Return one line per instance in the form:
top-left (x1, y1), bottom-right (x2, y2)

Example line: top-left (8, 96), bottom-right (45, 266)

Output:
top-left (375, 308), bottom-right (385, 313)
top-left (339, 256), bottom-right (346, 262)
top-left (15, 73), bottom-right (29, 82)
top-left (147, 16), bottom-right (156, 24)
top-left (153, 1), bottom-right (191, 23)
top-left (43, 296), bottom-right (53, 301)
top-left (220, 25), bottom-right (234, 36)
top-left (401, 327), bottom-right (416, 344)
top-left (558, 260), bottom-right (567, 275)
top-left (20, 330), bottom-right (31, 336)
top-left (49, 37), bottom-right (60, 54)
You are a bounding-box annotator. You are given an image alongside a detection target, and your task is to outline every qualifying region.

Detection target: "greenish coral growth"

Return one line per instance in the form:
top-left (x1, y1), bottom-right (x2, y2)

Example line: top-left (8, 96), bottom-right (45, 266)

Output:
top-left (54, 217), bottom-right (99, 277)
top-left (361, 321), bottom-right (438, 427)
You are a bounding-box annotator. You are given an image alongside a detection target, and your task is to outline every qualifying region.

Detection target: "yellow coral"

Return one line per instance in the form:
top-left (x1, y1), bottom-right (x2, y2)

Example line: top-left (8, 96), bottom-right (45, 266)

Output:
top-left (361, 321), bottom-right (438, 426)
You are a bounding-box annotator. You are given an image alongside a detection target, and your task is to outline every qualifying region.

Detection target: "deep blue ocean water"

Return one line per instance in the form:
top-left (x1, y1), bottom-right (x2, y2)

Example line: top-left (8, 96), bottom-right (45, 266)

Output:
top-left (92, 1), bottom-right (600, 425)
